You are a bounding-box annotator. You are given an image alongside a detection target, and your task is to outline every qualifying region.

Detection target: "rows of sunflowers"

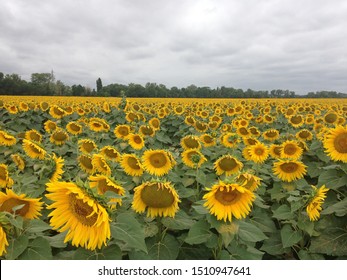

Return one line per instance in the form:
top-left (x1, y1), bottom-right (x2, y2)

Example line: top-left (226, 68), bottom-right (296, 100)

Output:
top-left (0, 96), bottom-right (346, 260)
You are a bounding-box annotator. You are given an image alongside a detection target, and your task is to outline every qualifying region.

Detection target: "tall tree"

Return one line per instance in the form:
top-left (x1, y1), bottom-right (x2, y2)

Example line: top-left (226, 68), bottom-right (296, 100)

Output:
top-left (96, 77), bottom-right (103, 93)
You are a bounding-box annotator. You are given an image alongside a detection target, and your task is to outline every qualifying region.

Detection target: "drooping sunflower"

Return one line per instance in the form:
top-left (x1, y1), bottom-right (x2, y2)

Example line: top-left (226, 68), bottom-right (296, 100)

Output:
top-left (288, 115), bottom-right (305, 127)
top-left (243, 137), bottom-right (259, 146)
top-left (181, 149), bottom-right (207, 168)
top-left (194, 121), bottom-right (208, 133)
top-left (49, 105), bottom-right (66, 119)
top-left (132, 181), bottom-right (180, 218)
top-left (184, 115), bottom-right (196, 126)
top-left (248, 142), bottom-right (269, 163)
top-left (46, 181), bottom-right (111, 250)
top-left (323, 111), bottom-right (338, 125)
top-left (100, 146), bottom-right (121, 162)
top-left (89, 175), bottom-right (125, 209)
top-left (114, 124), bottom-right (131, 140)
top-left (24, 129), bottom-right (42, 143)
top-left (203, 181), bottom-right (255, 222)
top-left (214, 155), bottom-right (243, 176)
top-left (263, 129), bottom-right (280, 141)
top-left (181, 135), bottom-right (201, 150)
top-left (139, 125), bottom-right (156, 137)
top-left (50, 154), bottom-right (65, 182)
top-left (200, 133), bottom-right (216, 147)
top-left (273, 159), bottom-right (307, 182)
top-left (0, 131), bottom-right (17, 146)
top-left (0, 223), bottom-right (9, 257)
top-left (127, 133), bottom-right (145, 150)
top-left (221, 133), bottom-right (240, 148)
top-left (296, 129), bottom-right (313, 142)
top-left (306, 185), bottom-right (329, 221)
top-left (280, 140), bottom-right (303, 160)
top-left (142, 150), bottom-right (173, 176)
top-left (78, 139), bottom-right (98, 154)
top-left (50, 129), bottom-right (69, 146)
top-left (78, 154), bottom-right (95, 174)
top-left (236, 173), bottom-right (261, 192)
top-left (22, 139), bottom-right (46, 160)
top-left (44, 120), bottom-right (57, 134)
top-left (92, 154), bottom-right (111, 176)
top-left (66, 121), bottom-right (83, 135)
top-left (11, 154), bottom-right (25, 171)
top-left (89, 119), bottom-right (106, 132)
top-left (323, 125), bottom-right (347, 162)
top-left (0, 164), bottom-right (14, 188)
top-left (120, 154), bottom-right (144, 177)
top-left (0, 189), bottom-right (43, 219)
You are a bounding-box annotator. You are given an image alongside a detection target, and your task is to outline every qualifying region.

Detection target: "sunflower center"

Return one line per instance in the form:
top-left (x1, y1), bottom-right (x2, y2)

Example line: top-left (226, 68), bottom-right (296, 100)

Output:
top-left (0, 198), bottom-right (30, 216)
top-left (283, 144), bottom-right (297, 155)
top-left (280, 162), bottom-right (299, 173)
top-left (69, 193), bottom-right (98, 226)
top-left (118, 127), bottom-right (129, 136)
top-left (140, 183), bottom-right (175, 208)
top-left (184, 138), bottom-right (199, 149)
top-left (103, 148), bottom-right (119, 159)
top-left (80, 156), bottom-right (93, 169)
top-left (266, 131), bottom-right (277, 138)
top-left (325, 113), bottom-right (337, 123)
top-left (83, 142), bottom-right (95, 153)
top-left (219, 158), bottom-right (238, 171)
top-left (53, 131), bottom-right (67, 141)
top-left (215, 189), bottom-right (240, 205)
top-left (299, 131), bottom-right (310, 138)
top-left (239, 127), bottom-right (248, 135)
top-left (255, 147), bottom-right (265, 155)
top-left (203, 135), bottom-right (213, 143)
top-left (133, 135), bottom-right (142, 144)
top-left (127, 157), bottom-right (141, 170)
top-left (70, 123), bottom-right (81, 131)
top-left (0, 167), bottom-right (7, 180)
top-left (333, 132), bottom-right (347, 153)
top-left (149, 153), bottom-right (167, 168)
top-left (291, 116), bottom-right (302, 124)
top-left (29, 132), bottom-right (41, 142)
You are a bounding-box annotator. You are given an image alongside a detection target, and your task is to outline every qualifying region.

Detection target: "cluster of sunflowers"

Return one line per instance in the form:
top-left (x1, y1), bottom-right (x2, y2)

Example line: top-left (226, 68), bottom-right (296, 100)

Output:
top-left (0, 96), bottom-right (346, 259)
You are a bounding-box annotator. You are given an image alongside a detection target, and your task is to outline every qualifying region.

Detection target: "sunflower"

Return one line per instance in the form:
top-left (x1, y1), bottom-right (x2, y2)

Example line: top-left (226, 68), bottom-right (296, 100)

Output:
top-left (236, 127), bottom-right (251, 137)
top-left (173, 105), bottom-right (185, 115)
top-left (248, 142), bottom-right (269, 163)
top-left (323, 125), bottom-right (347, 162)
top-left (273, 159), bottom-right (307, 182)
top-left (184, 116), bottom-right (196, 126)
top-left (0, 189), bottom-right (43, 219)
top-left (200, 133), bottom-right (216, 147)
top-left (214, 155), bottom-right (243, 176)
top-left (296, 129), bottom-right (313, 142)
top-left (50, 154), bottom-right (64, 182)
top-left (289, 115), bottom-right (305, 127)
top-left (49, 105), bottom-right (66, 119)
top-left (181, 149), bottom-right (207, 168)
top-left (89, 120), bottom-right (105, 132)
top-left (92, 154), bottom-right (111, 176)
top-left (11, 154), bottom-right (25, 171)
top-left (142, 150), bottom-right (173, 176)
top-left (243, 137), bottom-right (259, 146)
top-left (78, 139), bottom-right (98, 154)
top-left (181, 135), bottom-right (201, 150)
top-left (0, 223), bottom-right (9, 257)
top-left (46, 181), bottom-right (111, 250)
top-left (120, 154), bottom-right (144, 177)
top-left (7, 105), bottom-right (18, 114)
top-left (306, 185), bottom-right (329, 221)
top-left (249, 126), bottom-right (260, 137)
top-left (39, 101), bottom-right (49, 111)
top-left (19, 102), bottom-right (29, 111)
top-left (50, 129), bottom-right (69, 146)
top-left (24, 129), bottom-right (42, 143)
top-left (139, 125), bottom-right (156, 137)
top-left (149, 118), bottom-right (161, 130)
top-left (126, 112), bottom-right (138, 123)
top-left (114, 125), bottom-right (131, 139)
top-left (127, 133), bottom-right (145, 150)
top-left (100, 146), bottom-right (121, 162)
top-left (263, 129), bottom-right (280, 141)
top-left (323, 111), bottom-right (338, 125)
top-left (22, 139), bottom-right (46, 160)
top-left (0, 164), bottom-right (14, 188)
top-left (132, 181), bottom-right (180, 218)
top-left (194, 121), bottom-right (208, 133)
top-left (221, 133), bottom-right (239, 148)
top-left (280, 140), bottom-right (303, 160)
top-left (66, 121), bottom-right (83, 135)
top-left (203, 181), bottom-right (255, 222)
top-left (89, 175), bottom-right (125, 209)
top-left (236, 173), bottom-right (261, 192)
top-left (44, 120), bottom-right (57, 133)
top-left (0, 131), bottom-right (17, 146)
top-left (78, 154), bottom-right (95, 174)
top-left (269, 144), bottom-right (282, 159)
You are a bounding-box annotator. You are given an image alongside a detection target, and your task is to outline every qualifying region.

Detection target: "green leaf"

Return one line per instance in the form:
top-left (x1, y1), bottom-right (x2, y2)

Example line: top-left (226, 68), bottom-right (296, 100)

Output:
top-left (260, 232), bottom-right (286, 256)
top-left (162, 210), bottom-right (196, 230)
top-left (250, 209), bottom-right (276, 233)
top-left (227, 241), bottom-right (264, 260)
top-left (237, 220), bottom-right (268, 242)
top-left (18, 237), bottom-right (52, 260)
top-left (321, 198), bottom-right (347, 217)
top-left (280, 224), bottom-right (303, 248)
top-left (6, 235), bottom-right (29, 260)
top-left (318, 169), bottom-right (347, 190)
top-left (196, 169), bottom-right (207, 185)
top-left (25, 219), bottom-right (51, 233)
top-left (185, 219), bottom-right (211, 245)
top-left (148, 234), bottom-right (180, 260)
top-left (297, 219), bottom-right (315, 236)
top-left (111, 213), bottom-right (147, 253)
top-left (44, 232), bottom-right (67, 248)
top-left (272, 205), bottom-right (294, 220)
top-left (101, 244), bottom-right (122, 260)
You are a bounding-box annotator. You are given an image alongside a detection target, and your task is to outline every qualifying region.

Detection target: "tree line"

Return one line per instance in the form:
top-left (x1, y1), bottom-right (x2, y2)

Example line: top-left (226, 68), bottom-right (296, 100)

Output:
top-left (0, 71), bottom-right (346, 98)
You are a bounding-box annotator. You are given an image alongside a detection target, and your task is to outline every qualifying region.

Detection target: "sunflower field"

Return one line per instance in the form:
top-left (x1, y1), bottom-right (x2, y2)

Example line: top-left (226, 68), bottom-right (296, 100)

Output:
top-left (0, 96), bottom-right (346, 260)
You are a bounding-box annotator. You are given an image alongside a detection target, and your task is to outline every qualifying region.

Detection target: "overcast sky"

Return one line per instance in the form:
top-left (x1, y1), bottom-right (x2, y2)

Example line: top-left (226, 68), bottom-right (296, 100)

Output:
top-left (1, 0), bottom-right (347, 94)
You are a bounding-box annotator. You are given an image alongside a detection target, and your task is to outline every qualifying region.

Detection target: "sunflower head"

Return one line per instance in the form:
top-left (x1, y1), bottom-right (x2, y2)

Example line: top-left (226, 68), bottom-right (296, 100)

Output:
top-left (78, 154), bottom-right (95, 174)
top-left (236, 173), bottom-right (261, 192)
top-left (11, 154), bottom-right (25, 171)
top-left (214, 155), bottom-right (243, 176)
top-left (280, 140), bottom-right (303, 160)
top-left (22, 139), bottom-right (46, 160)
top-left (100, 146), bottom-right (121, 162)
top-left (66, 121), bottom-right (83, 135)
top-left (263, 129), bottom-right (280, 141)
top-left (306, 185), bottom-right (329, 221)
top-left (50, 129), bottom-right (69, 146)
top-left (273, 159), bottom-right (307, 182)
top-left (44, 120), bottom-right (57, 133)
top-left (114, 125), bottom-right (131, 139)
top-left (127, 133), bottom-right (145, 150)
top-left (181, 149), bottom-right (207, 168)
top-left (248, 142), bottom-right (269, 163)
top-left (200, 133), bottom-right (216, 147)
top-left (120, 154), bottom-right (144, 177)
top-left (181, 135), bottom-right (201, 150)
top-left (0, 131), bottom-right (17, 146)
top-left (221, 133), bottom-right (239, 148)
top-left (0, 164), bottom-right (14, 188)
top-left (92, 154), bottom-right (111, 176)
top-left (142, 150), bottom-right (173, 176)
top-left (24, 129), bottom-right (42, 143)
top-left (323, 125), bottom-right (347, 163)
top-left (203, 181), bottom-right (255, 222)
top-left (132, 181), bottom-right (180, 218)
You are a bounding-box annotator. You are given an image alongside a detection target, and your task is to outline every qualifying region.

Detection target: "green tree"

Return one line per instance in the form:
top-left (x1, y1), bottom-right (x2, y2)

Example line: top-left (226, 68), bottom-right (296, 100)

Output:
top-left (96, 77), bottom-right (103, 93)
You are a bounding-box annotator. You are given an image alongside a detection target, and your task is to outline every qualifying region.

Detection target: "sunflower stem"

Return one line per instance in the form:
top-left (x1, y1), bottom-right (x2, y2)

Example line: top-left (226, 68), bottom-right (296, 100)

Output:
top-left (156, 217), bottom-right (163, 242)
